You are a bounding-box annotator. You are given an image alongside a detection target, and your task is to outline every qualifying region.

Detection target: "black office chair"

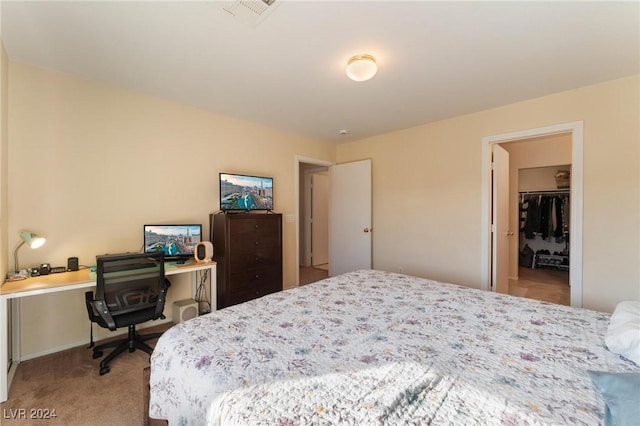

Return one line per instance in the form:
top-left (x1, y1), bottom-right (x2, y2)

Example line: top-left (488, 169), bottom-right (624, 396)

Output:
top-left (85, 252), bottom-right (170, 375)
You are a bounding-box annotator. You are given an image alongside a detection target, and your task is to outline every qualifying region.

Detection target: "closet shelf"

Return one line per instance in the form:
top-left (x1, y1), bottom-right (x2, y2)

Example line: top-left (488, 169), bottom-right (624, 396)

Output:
top-left (519, 189), bottom-right (570, 195)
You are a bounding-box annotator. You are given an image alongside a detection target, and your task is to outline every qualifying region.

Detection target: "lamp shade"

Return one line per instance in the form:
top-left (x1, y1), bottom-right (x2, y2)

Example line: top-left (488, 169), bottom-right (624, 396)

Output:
top-left (20, 231), bottom-right (46, 249)
top-left (346, 54), bottom-right (377, 82)
top-left (13, 231), bottom-right (46, 275)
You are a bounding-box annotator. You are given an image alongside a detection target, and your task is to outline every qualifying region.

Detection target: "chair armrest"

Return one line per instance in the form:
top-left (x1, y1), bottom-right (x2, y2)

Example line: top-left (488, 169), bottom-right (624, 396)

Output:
top-left (92, 299), bottom-right (117, 331)
top-left (85, 291), bottom-right (98, 322)
top-left (153, 278), bottom-right (171, 319)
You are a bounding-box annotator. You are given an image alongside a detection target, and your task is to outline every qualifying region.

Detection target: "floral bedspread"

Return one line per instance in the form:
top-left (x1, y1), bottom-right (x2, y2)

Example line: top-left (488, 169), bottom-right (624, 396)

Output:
top-left (149, 270), bottom-right (638, 425)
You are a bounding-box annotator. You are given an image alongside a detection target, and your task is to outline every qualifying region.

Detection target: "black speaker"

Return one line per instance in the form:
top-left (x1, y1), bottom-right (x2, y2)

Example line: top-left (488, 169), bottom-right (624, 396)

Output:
top-left (67, 257), bottom-right (79, 272)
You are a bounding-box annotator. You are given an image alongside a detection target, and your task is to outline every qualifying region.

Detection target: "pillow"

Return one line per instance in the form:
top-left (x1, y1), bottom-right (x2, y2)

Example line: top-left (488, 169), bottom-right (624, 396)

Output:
top-left (605, 301), bottom-right (640, 365)
top-left (588, 371), bottom-right (640, 426)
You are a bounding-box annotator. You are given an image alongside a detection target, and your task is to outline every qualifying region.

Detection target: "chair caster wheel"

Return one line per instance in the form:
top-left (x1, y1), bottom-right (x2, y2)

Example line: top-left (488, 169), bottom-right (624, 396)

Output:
top-left (92, 350), bottom-right (103, 359)
top-left (99, 367), bottom-right (110, 375)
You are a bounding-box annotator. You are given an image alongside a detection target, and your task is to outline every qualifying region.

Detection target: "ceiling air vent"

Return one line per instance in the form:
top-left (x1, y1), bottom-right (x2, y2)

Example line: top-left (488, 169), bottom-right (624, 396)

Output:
top-left (222, 0), bottom-right (280, 27)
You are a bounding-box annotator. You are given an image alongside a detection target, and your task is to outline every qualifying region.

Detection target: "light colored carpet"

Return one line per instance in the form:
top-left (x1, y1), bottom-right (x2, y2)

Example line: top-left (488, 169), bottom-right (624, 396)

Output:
top-left (0, 323), bottom-right (171, 426)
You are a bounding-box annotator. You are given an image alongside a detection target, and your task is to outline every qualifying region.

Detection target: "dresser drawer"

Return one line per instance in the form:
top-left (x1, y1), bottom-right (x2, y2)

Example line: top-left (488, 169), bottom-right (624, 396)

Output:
top-left (229, 217), bottom-right (280, 236)
top-left (229, 265), bottom-right (281, 292)
top-left (229, 251), bottom-right (281, 271)
top-left (229, 235), bottom-right (280, 254)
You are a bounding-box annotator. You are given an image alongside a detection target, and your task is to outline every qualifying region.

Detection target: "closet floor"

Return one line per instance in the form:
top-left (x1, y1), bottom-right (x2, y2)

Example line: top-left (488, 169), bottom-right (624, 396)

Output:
top-left (509, 267), bottom-right (570, 306)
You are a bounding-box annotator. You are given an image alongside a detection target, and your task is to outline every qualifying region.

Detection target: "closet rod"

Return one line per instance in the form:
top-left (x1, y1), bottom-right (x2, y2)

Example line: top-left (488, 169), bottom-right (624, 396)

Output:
top-left (519, 189), bottom-right (570, 195)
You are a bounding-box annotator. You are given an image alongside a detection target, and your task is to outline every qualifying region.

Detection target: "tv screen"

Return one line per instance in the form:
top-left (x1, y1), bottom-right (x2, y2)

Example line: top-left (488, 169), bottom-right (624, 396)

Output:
top-left (220, 172), bottom-right (274, 211)
top-left (143, 224), bottom-right (202, 259)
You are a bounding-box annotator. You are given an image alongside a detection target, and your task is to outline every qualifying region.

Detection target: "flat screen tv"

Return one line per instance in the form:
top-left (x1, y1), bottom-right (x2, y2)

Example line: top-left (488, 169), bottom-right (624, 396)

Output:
top-left (143, 224), bottom-right (202, 260)
top-left (219, 172), bottom-right (273, 211)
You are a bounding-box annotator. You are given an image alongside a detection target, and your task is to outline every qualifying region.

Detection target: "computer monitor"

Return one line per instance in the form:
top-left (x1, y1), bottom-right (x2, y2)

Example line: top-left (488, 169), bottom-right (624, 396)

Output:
top-left (143, 224), bottom-right (202, 261)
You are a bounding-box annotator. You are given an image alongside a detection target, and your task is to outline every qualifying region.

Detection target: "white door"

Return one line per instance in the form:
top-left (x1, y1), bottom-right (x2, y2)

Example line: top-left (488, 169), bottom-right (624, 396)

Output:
top-left (329, 159), bottom-right (372, 276)
top-left (311, 172), bottom-right (329, 266)
top-left (492, 144), bottom-right (510, 294)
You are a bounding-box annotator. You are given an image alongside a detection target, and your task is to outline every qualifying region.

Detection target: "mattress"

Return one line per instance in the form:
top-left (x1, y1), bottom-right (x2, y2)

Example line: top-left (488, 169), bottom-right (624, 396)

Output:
top-left (149, 270), bottom-right (638, 425)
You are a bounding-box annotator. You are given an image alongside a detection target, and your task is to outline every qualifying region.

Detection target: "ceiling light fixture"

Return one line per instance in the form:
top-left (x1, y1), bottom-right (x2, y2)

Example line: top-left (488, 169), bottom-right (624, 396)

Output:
top-left (346, 54), bottom-right (377, 82)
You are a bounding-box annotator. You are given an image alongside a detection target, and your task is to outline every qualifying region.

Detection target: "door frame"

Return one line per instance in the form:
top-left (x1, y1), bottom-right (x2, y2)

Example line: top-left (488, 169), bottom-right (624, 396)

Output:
top-left (295, 155), bottom-right (335, 286)
top-left (480, 121), bottom-right (583, 307)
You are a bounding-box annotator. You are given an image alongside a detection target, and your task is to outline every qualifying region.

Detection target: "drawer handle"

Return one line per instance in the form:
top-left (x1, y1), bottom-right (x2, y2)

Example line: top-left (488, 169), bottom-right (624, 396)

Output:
top-left (255, 274), bottom-right (260, 279)
top-left (255, 241), bottom-right (260, 245)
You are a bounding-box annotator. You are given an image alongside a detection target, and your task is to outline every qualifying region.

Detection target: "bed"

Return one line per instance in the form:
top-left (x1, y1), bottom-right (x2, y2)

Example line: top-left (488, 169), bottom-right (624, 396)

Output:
top-left (149, 270), bottom-right (639, 425)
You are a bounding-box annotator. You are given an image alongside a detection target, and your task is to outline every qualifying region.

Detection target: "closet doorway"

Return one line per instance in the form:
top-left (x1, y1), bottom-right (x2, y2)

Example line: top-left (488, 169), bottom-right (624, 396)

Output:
top-left (514, 166), bottom-right (571, 305)
top-left (481, 121), bottom-right (583, 308)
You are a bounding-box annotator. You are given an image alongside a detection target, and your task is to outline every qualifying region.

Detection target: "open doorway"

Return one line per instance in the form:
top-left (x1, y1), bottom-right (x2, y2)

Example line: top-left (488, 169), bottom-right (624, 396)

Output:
top-left (295, 156), bottom-right (373, 287)
top-left (510, 163), bottom-right (571, 305)
top-left (300, 164), bottom-right (329, 285)
top-left (297, 157), bottom-right (333, 286)
top-left (481, 121), bottom-right (583, 308)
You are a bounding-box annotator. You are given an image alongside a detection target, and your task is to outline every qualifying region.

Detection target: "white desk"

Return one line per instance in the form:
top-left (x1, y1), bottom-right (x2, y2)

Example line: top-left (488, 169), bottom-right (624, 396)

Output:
top-left (0, 261), bottom-right (216, 402)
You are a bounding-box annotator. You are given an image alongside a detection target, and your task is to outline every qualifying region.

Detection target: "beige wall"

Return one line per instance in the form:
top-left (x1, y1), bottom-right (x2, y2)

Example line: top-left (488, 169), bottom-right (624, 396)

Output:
top-left (7, 62), bottom-right (334, 357)
top-left (518, 164), bottom-right (571, 191)
top-left (337, 75), bottom-right (640, 313)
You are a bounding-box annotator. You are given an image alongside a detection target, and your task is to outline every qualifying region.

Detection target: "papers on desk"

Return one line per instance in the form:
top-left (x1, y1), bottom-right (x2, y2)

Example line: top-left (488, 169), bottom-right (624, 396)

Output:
top-left (5, 272), bottom-right (27, 282)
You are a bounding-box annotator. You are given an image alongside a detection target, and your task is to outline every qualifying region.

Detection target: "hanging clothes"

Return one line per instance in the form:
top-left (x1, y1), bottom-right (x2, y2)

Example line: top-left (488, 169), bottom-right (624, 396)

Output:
top-left (520, 193), bottom-right (570, 241)
top-left (523, 195), bottom-right (539, 239)
top-left (539, 196), bottom-right (551, 240)
top-left (553, 197), bottom-right (564, 238)
top-left (519, 195), bottom-right (529, 233)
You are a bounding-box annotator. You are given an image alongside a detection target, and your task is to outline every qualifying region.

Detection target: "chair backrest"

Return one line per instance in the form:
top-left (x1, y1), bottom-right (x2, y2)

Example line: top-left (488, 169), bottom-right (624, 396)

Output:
top-left (95, 252), bottom-right (167, 326)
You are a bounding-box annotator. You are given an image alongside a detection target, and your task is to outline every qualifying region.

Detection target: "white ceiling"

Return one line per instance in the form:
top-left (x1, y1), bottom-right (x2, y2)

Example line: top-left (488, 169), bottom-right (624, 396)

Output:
top-left (2, 1), bottom-right (639, 143)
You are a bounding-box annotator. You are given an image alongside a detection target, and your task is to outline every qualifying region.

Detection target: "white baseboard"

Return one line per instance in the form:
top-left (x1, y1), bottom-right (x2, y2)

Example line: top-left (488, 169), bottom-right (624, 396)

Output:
top-left (20, 317), bottom-right (173, 362)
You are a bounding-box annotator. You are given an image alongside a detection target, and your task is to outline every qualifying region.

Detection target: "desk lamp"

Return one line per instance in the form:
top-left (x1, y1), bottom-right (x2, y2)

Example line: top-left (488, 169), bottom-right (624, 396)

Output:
top-left (13, 231), bottom-right (46, 276)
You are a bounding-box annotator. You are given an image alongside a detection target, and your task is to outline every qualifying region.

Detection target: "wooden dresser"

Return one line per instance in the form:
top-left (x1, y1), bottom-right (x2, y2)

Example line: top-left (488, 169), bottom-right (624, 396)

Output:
top-left (211, 212), bottom-right (282, 309)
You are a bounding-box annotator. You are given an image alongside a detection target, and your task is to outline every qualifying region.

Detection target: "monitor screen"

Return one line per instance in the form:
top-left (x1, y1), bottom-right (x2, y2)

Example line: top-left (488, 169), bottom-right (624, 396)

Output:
top-left (219, 172), bottom-right (274, 211)
top-left (143, 224), bottom-right (202, 259)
